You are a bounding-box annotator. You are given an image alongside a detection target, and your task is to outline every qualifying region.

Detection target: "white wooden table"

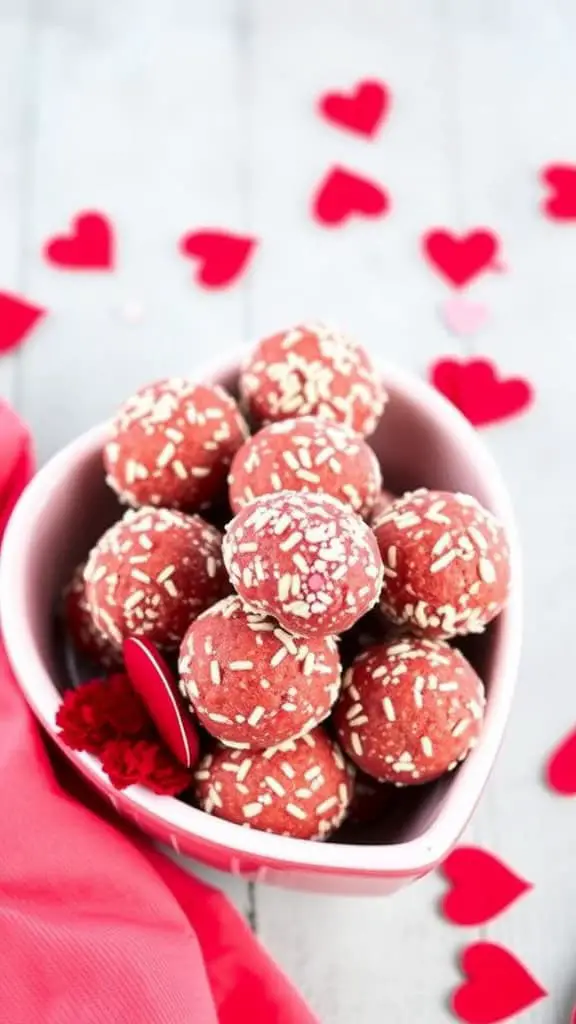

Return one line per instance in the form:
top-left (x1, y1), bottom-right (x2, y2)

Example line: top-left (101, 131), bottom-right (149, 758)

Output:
top-left (1, 2), bottom-right (575, 1020)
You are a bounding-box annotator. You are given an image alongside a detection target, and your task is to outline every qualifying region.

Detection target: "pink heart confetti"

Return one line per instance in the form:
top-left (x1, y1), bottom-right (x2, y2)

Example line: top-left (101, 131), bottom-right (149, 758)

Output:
top-left (439, 298), bottom-right (489, 337)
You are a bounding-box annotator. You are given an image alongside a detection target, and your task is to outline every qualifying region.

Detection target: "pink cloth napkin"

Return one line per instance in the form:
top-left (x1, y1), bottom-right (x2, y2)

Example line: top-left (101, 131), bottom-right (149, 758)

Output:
top-left (0, 401), bottom-right (317, 1024)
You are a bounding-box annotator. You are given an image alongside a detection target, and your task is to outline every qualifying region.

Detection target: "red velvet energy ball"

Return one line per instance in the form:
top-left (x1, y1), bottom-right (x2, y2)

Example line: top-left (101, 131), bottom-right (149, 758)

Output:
top-left (63, 562), bottom-right (120, 668)
top-left (239, 322), bottom-right (387, 436)
top-left (373, 489), bottom-right (511, 638)
top-left (84, 507), bottom-right (228, 650)
top-left (333, 637), bottom-right (486, 784)
top-left (222, 491), bottom-right (384, 638)
top-left (179, 594), bottom-right (341, 749)
top-left (194, 728), bottom-right (354, 840)
top-left (104, 378), bottom-right (248, 511)
top-left (228, 416), bottom-right (382, 519)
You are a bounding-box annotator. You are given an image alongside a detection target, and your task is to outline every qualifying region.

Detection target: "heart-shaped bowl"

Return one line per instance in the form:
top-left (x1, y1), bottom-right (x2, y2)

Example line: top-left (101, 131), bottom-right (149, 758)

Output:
top-left (0, 355), bottom-right (521, 896)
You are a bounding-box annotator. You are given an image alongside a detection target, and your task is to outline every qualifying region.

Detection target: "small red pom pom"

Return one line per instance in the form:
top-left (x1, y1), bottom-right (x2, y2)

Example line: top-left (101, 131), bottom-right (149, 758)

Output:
top-left (101, 737), bottom-right (193, 795)
top-left (56, 673), bottom-right (152, 754)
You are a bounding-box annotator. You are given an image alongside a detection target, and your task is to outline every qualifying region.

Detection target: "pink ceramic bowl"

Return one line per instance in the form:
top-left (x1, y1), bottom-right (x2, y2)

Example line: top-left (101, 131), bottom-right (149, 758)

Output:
top-left (0, 355), bottom-right (521, 896)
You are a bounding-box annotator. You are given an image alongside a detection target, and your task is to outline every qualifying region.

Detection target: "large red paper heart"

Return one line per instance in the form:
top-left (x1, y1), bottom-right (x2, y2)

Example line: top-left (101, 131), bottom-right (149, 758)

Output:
top-left (541, 164), bottom-right (576, 220)
top-left (123, 637), bottom-right (200, 769)
top-left (422, 229), bottom-right (500, 287)
top-left (43, 211), bottom-right (114, 269)
top-left (452, 943), bottom-right (547, 1024)
top-left (441, 847), bottom-right (532, 926)
top-left (430, 357), bottom-right (533, 427)
top-left (545, 726), bottom-right (576, 795)
top-left (313, 166), bottom-right (389, 226)
top-left (318, 80), bottom-right (390, 138)
top-left (0, 291), bottom-right (46, 355)
top-left (179, 230), bottom-right (256, 288)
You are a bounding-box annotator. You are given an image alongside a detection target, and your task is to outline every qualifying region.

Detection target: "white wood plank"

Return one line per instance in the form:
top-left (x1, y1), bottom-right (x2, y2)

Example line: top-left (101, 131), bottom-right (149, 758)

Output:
top-left (0, 4), bottom-right (32, 404)
top-left (442, 3), bottom-right (576, 1019)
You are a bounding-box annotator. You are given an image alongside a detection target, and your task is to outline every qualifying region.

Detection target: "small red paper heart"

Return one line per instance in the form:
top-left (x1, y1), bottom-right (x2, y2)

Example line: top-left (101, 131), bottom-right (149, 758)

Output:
top-left (452, 943), bottom-right (547, 1024)
top-left (0, 291), bottom-right (46, 355)
top-left (430, 357), bottom-right (534, 427)
top-left (318, 80), bottom-right (390, 138)
top-left (43, 211), bottom-right (114, 270)
top-left (441, 847), bottom-right (532, 926)
top-left (541, 164), bottom-right (576, 220)
top-left (313, 166), bottom-right (390, 226)
top-left (545, 726), bottom-right (576, 795)
top-left (179, 230), bottom-right (256, 288)
top-left (422, 229), bottom-right (500, 288)
top-left (123, 637), bottom-right (200, 769)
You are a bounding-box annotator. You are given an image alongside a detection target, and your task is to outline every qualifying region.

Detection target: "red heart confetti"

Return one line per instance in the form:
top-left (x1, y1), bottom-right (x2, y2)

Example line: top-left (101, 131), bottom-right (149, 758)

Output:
top-left (541, 164), bottom-right (576, 220)
top-left (179, 230), bottom-right (257, 288)
top-left (43, 211), bottom-right (114, 270)
top-left (452, 943), bottom-right (547, 1024)
top-left (430, 357), bottom-right (534, 427)
top-left (422, 229), bottom-right (500, 288)
top-left (123, 637), bottom-right (200, 769)
top-left (313, 166), bottom-right (390, 226)
top-left (441, 847), bottom-right (532, 926)
top-left (318, 79), bottom-right (390, 138)
top-left (0, 291), bottom-right (46, 355)
top-left (545, 726), bottom-right (576, 795)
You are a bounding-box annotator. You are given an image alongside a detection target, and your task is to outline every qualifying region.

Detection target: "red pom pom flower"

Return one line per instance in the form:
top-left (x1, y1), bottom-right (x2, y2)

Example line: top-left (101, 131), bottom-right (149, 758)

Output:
top-left (101, 738), bottom-right (193, 795)
top-left (56, 673), bottom-right (150, 754)
top-left (56, 672), bottom-right (192, 796)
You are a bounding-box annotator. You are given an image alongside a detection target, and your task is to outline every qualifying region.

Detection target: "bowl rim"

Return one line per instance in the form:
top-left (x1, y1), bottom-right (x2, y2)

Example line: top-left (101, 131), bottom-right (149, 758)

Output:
top-left (0, 353), bottom-right (522, 875)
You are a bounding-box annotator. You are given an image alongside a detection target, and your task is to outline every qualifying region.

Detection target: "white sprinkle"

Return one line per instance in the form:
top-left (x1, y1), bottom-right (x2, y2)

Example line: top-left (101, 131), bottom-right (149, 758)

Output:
top-left (270, 647), bottom-right (288, 667)
top-left (210, 660), bottom-right (221, 685)
top-left (131, 569), bottom-right (151, 583)
top-left (285, 803), bottom-right (307, 820)
top-left (478, 557), bottom-right (496, 584)
top-left (452, 719), bottom-right (470, 738)
top-left (274, 514), bottom-right (292, 535)
top-left (468, 526), bottom-right (488, 551)
top-left (304, 766), bottom-right (322, 781)
top-left (316, 796), bottom-right (339, 815)
top-left (157, 564), bottom-right (176, 583)
top-left (280, 762), bottom-right (296, 780)
top-left (421, 736), bottom-right (434, 757)
top-left (243, 802), bottom-right (263, 819)
top-left (230, 660), bottom-right (254, 671)
top-left (382, 697), bottom-right (396, 722)
top-left (125, 589), bottom-right (145, 609)
top-left (239, 542), bottom-right (258, 553)
top-left (236, 759), bottom-right (252, 782)
top-left (206, 556), bottom-right (217, 579)
top-left (280, 531), bottom-right (303, 552)
top-left (265, 776), bottom-right (286, 797)
top-left (247, 705), bottom-right (265, 726)
top-left (157, 442), bottom-right (176, 467)
top-left (350, 732), bottom-right (363, 756)
top-left (207, 712), bottom-right (231, 724)
top-left (278, 574), bottom-right (293, 602)
top-left (430, 549), bottom-right (458, 573)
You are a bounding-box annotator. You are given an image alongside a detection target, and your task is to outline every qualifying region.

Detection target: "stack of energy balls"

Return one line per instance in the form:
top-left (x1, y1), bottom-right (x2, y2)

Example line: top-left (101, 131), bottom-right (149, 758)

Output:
top-left (64, 322), bottom-right (511, 843)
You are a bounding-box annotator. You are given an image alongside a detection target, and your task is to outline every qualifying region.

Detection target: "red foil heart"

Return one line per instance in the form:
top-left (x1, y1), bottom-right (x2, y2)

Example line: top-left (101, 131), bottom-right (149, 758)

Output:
top-left (0, 291), bottom-right (46, 355)
top-left (179, 230), bottom-right (257, 288)
top-left (318, 80), bottom-right (390, 138)
top-left (452, 943), bottom-right (547, 1023)
top-left (313, 166), bottom-right (390, 226)
top-left (441, 847), bottom-right (532, 926)
top-left (545, 726), bottom-right (576, 795)
top-left (541, 164), bottom-right (576, 220)
top-left (123, 637), bottom-right (200, 769)
top-left (422, 229), bottom-right (500, 288)
top-left (430, 357), bottom-right (534, 427)
top-left (43, 211), bottom-right (114, 270)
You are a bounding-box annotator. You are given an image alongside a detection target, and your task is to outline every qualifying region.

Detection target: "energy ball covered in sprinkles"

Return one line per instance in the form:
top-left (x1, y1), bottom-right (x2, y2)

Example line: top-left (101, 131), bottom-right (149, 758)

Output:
top-left (63, 562), bottom-right (120, 668)
top-left (84, 507), bottom-right (228, 650)
top-left (223, 491), bottom-right (384, 638)
top-left (104, 378), bottom-right (248, 511)
top-left (179, 594), bottom-right (341, 750)
top-left (239, 322), bottom-right (387, 437)
top-left (228, 415), bottom-right (382, 519)
top-left (333, 637), bottom-right (486, 785)
top-left (194, 728), bottom-right (354, 840)
top-left (373, 489), bottom-right (511, 638)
